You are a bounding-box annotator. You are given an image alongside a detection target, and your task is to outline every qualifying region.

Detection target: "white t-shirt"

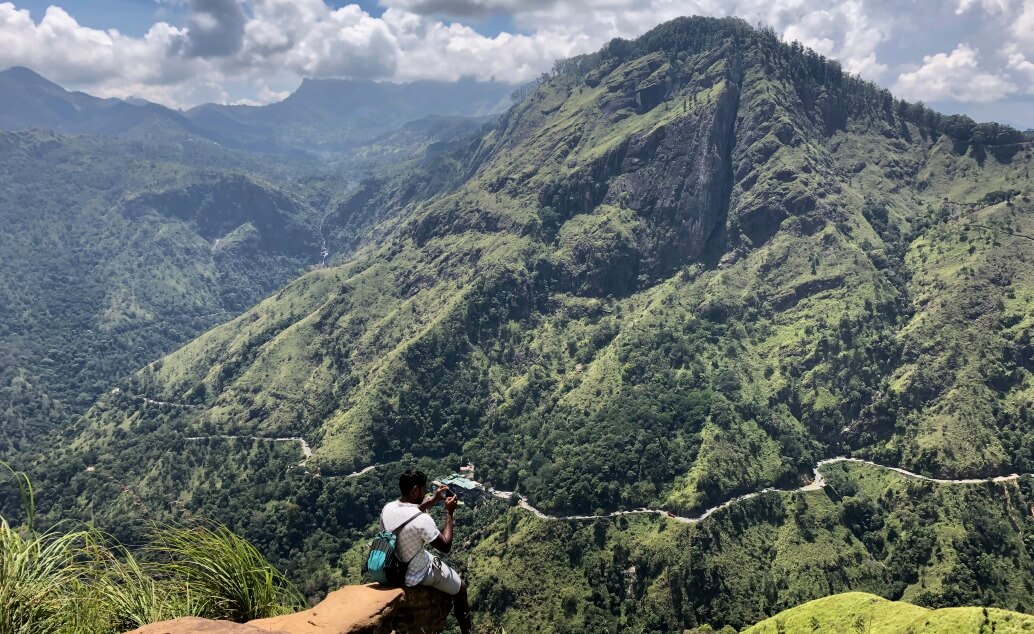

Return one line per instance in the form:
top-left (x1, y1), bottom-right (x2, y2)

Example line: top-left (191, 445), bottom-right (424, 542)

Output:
top-left (380, 500), bottom-right (440, 586)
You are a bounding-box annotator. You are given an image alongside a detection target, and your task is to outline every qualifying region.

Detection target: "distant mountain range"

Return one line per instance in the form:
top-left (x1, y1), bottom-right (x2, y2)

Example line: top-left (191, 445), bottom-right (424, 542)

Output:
top-left (0, 68), bottom-right (509, 454)
top-left (0, 66), bottom-right (195, 137)
top-left (0, 66), bottom-right (515, 154)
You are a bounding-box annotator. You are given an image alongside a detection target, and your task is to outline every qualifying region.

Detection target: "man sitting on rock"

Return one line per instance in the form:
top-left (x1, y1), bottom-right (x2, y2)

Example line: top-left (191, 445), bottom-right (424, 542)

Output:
top-left (381, 468), bottom-right (472, 634)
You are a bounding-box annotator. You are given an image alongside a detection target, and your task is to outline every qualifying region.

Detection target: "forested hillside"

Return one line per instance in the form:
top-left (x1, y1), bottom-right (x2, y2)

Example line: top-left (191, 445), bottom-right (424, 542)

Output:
top-left (5, 15), bottom-right (1034, 633)
top-left (0, 130), bottom-right (327, 450)
top-left (0, 72), bottom-right (508, 454)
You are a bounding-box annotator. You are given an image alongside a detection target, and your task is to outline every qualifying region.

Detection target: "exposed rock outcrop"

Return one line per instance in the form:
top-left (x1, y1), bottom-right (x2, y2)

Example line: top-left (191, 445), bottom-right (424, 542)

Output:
top-left (124, 585), bottom-right (452, 634)
top-left (127, 618), bottom-right (286, 634)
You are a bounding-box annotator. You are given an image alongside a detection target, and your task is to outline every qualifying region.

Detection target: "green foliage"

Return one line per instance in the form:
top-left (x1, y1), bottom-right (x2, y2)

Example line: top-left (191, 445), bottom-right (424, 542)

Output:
top-left (981, 189), bottom-right (1022, 206)
top-left (0, 519), bottom-right (88, 634)
top-left (89, 544), bottom-right (205, 632)
top-left (0, 130), bottom-right (331, 453)
top-left (150, 524), bottom-right (304, 622)
top-left (0, 462), bottom-right (300, 633)
top-left (453, 464), bottom-right (1034, 632)
top-left (0, 520), bottom-right (300, 633)
top-left (741, 592), bottom-right (1034, 633)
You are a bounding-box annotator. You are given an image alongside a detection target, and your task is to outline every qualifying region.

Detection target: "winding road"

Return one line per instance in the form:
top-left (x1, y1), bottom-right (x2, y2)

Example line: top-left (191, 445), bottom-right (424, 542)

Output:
top-left (251, 456), bottom-right (1032, 524)
top-left (184, 434), bottom-right (312, 461)
top-left (117, 415), bottom-right (1033, 527)
top-left (114, 389), bottom-right (201, 410)
top-left (487, 457), bottom-right (1029, 525)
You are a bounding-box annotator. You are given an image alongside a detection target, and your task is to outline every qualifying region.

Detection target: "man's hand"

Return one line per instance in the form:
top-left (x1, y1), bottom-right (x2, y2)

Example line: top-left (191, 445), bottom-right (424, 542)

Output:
top-left (420, 485), bottom-right (449, 512)
top-left (444, 494), bottom-right (459, 515)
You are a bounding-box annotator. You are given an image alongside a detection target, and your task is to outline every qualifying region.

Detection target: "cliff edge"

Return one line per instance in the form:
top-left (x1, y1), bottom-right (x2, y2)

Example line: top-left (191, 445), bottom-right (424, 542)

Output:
top-left (126, 584), bottom-right (451, 634)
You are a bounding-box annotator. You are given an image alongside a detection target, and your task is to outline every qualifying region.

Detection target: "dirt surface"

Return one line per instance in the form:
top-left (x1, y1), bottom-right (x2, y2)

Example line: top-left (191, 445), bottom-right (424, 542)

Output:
top-left (249, 585), bottom-right (404, 634)
top-left (126, 617), bottom-right (288, 634)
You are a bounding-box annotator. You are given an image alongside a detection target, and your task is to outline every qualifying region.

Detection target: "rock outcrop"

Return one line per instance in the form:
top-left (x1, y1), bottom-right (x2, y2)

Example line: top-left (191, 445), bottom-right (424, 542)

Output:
top-left (125, 585), bottom-right (452, 634)
top-left (127, 618), bottom-right (286, 634)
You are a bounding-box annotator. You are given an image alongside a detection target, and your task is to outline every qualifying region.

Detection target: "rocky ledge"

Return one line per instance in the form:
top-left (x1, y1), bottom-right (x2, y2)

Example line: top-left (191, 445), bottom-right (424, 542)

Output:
top-left (126, 584), bottom-right (452, 634)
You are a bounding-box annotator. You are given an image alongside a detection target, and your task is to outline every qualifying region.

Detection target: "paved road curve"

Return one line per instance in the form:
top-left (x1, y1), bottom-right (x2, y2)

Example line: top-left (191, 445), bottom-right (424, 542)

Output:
top-left (132, 430), bottom-right (1034, 527)
top-left (489, 457), bottom-right (1030, 525)
top-left (184, 434), bottom-right (312, 461)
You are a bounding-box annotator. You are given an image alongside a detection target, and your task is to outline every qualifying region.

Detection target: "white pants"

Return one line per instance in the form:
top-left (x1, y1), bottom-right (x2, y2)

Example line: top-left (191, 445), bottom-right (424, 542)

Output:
top-left (419, 556), bottom-right (462, 595)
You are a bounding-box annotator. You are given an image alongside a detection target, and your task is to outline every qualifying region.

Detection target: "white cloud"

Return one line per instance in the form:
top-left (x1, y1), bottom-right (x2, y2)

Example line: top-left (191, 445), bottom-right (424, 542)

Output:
top-left (1007, 52), bottom-right (1034, 92)
top-left (1011, 0), bottom-right (1034, 48)
top-left (378, 0), bottom-right (558, 18)
top-left (894, 43), bottom-right (1015, 102)
top-left (955, 0), bottom-right (1013, 13)
top-left (0, 3), bottom-right (202, 104)
top-left (1, 0), bottom-right (1033, 110)
top-left (776, 1), bottom-right (889, 78)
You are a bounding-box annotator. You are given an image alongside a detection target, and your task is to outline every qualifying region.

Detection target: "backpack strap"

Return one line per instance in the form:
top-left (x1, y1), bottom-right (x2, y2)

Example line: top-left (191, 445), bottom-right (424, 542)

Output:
top-left (392, 511), bottom-right (422, 536)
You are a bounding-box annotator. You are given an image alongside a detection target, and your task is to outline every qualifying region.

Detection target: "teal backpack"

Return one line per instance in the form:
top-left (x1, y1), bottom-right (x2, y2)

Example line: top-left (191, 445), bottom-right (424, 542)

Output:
top-left (363, 512), bottom-right (420, 586)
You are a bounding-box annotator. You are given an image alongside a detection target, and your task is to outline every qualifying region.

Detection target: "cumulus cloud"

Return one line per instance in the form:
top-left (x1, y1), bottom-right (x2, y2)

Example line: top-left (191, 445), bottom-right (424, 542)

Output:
top-left (955, 0), bottom-right (1012, 13)
top-left (1007, 52), bottom-right (1034, 92)
top-left (776, 1), bottom-right (889, 78)
top-left (0, 3), bottom-right (192, 91)
top-left (380, 0), bottom-right (559, 18)
top-left (2, 0), bottom-right (1034, 112)
top-left (894, 44), bottom-right (1015, 102)
top-left (1011, 0), bottom-right (1034, 48)
top-left (179, 0), bottom-right (247, 57)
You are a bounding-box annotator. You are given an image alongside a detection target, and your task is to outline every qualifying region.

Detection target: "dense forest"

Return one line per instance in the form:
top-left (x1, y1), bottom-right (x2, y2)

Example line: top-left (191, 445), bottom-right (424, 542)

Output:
top-left (2, 15), bottom-right (1033, 634)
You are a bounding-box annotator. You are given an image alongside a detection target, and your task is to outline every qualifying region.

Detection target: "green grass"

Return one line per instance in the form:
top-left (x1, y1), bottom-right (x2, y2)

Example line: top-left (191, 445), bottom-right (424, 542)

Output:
top-left (742, 592), bottom-right (1034, 633)
top-left (151, 524), bottom-right (303, 622)
top-left (0, 462), bottom-right (302, 633)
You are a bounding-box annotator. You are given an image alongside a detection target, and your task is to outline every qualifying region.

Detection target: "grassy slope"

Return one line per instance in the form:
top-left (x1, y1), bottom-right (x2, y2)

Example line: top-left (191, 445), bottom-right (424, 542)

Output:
top-left (742, 592), bottom-right (1034, 633)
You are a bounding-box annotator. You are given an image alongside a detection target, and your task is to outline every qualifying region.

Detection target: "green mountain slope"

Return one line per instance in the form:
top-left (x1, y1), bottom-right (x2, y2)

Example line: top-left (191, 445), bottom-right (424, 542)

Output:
top-left (0, 130), bottom-right (326, 450)
top-left (742, 592), bottom-right (1034, 633)
top-left (14, 15), bottom-right (1034, 631)
top-left (432, 461), bottom-right (1033, 631)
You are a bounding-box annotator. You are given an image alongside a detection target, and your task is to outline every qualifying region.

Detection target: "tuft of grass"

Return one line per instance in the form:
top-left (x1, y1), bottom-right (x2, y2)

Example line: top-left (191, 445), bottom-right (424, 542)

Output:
top-left (0, 518), bottom-right (86, 634)
top-left (151, 524), bottom-right (305, 622)
top-left (88, 540), bottom-right (205, 632)
top-left (1, 461), bottom-right (300, 632)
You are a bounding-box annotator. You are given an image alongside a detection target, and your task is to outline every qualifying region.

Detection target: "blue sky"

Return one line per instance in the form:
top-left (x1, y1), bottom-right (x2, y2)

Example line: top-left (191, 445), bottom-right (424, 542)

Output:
top-left (2, 0), bottom-right (1033, 127)
top-left (11, 0), bottom-right (521, 36)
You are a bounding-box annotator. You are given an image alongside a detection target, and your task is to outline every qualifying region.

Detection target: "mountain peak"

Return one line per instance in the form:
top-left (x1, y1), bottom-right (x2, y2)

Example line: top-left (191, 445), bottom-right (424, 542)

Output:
top-left (0, 65), bottom-right (63, 90)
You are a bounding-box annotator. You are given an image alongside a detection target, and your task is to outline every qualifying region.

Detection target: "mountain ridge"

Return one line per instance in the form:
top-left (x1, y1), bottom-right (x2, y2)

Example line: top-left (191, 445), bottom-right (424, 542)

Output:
top-left (0, 65), bottom-right (515, 156)
top-left (0, 66), bottom-right (198, 137)
top-left (73, 15), bottom-right (1034, 509)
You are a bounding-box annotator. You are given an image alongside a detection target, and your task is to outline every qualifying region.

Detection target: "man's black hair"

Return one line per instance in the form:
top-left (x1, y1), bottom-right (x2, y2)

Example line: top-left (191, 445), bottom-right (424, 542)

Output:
top-left (399, 469), bottom-right (427, 495)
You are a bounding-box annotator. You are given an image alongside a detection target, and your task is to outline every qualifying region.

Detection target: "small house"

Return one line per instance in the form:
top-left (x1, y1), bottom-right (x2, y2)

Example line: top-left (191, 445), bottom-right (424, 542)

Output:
top-left (434, 473), bottom-right (487, 505)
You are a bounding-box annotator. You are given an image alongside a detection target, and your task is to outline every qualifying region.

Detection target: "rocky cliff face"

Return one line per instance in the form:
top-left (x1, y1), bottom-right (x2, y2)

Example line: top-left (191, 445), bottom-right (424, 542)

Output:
top-left (127, 585), bottom-right (451, 634)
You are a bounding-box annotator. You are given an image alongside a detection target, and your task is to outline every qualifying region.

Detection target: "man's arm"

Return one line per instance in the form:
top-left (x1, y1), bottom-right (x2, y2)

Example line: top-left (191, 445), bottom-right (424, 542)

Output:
top-left (430, 495), bottom-right (458, 554)
top-left (419, 485), bottom-right (448, 513)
